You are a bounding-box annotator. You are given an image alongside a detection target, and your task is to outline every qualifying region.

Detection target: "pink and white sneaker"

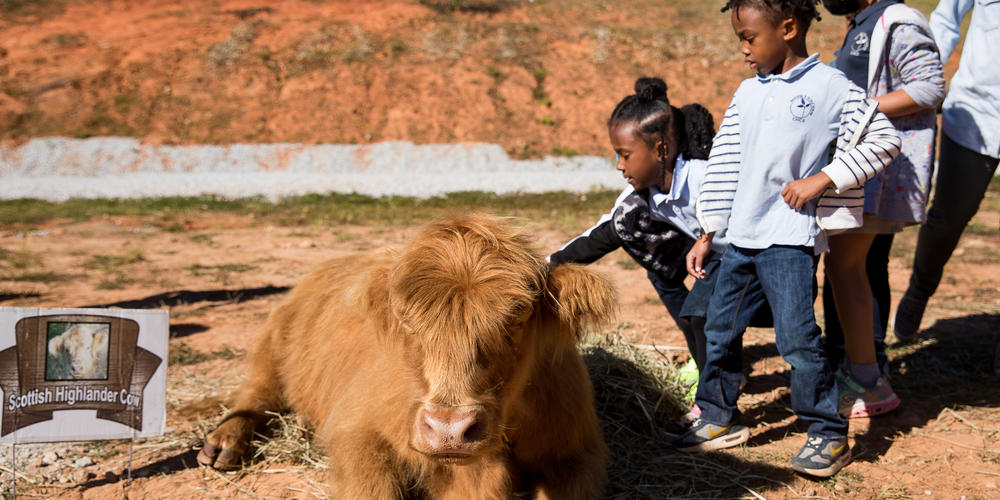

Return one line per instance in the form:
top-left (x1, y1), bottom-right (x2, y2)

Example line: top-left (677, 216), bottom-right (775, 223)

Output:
top-left (839, 375), bottom-right (900, 418)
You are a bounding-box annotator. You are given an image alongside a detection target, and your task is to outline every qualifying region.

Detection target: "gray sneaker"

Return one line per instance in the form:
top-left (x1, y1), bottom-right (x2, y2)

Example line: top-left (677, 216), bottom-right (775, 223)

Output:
top-left (672, 418), bottom-right (750, 452)
top-left (791, 436), bottom-right (851, 478)
top-left (893, 292), bottom-right (927, 342)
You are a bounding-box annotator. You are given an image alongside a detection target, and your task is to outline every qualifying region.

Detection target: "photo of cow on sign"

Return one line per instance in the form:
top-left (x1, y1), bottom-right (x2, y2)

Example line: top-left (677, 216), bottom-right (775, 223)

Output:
top-left (45, 322), bottom-right (110, 381)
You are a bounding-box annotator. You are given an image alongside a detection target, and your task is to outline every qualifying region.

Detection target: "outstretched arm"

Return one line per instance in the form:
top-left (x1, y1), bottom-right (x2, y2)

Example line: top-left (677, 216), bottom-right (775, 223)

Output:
top-left (548, 190), bottom-right (628, 266)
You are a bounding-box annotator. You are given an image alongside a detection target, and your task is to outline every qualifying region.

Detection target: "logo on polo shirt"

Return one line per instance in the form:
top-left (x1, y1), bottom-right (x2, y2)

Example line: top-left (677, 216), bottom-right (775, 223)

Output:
top-left (849, 32), bottom-right (869, 57)
top-left (789, 95), bottom-right (815, 122)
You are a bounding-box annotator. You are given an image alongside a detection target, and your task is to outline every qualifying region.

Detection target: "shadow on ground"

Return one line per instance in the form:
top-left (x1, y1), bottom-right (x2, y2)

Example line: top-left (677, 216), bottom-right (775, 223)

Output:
top-left (714, 313), bottom-right (999, 468)
top-left (78, 449), bottom-right (202, 491)
top-left (850, 313), bottom-right (1000, 463)
top-left (0, 291), bottom-right (42, 302)
top-left (79, 286), bottom-right (290, 309)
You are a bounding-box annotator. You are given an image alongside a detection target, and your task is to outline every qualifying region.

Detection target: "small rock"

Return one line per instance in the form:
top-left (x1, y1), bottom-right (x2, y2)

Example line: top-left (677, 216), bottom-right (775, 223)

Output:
top-left (72, 469), bottom-right (93, 483)
top-left (42, 451), bottom-right (59, 465)
top-left (74, 456), bottom-right (94, 467)
top-left (30, 457), bottom-right (43, 467)
top-left (58, 474), bottom-right (69, 483)
top-left (924, 491), bottom-right (932, 496)
top-left (834, 484), bottom-right (845, 492)
top-left (298, 240), bottom-right (316, 248)
top-left (804, 487), bottom-right (816, 496)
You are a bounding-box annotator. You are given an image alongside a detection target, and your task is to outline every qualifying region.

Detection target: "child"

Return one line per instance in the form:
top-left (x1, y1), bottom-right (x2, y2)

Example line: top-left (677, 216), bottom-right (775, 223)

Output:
top-left (549, 77), bottom-right (736, 412)
top-left (820, 0), bottom-right (945, 418)
top-left (674, 0), bottom-right (900, 479)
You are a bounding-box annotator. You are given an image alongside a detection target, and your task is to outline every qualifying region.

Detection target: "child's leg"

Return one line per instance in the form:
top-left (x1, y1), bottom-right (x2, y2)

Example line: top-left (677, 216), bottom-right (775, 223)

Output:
top-left (820, 270), bottom-right (847, 370)
top-left (679, 259), bottom-right (722, 370)
top-left (826, 233), bottom-right (878, 383)
top-left (824, 234), bottom-right (894, 374)
top-left (867, 233), bottom-right (894, 372)
top-left (645, 270), bottom-right (696, 360)
top-left (755, 245), bottom-right (847, 439)
top-left (697, 246), bottom-right (767, 426)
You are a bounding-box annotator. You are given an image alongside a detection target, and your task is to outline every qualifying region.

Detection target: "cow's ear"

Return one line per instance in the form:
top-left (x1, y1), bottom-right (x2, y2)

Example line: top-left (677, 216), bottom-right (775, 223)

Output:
top-left (362, 265), bottom-right (396, 337)
top-left (48, 335), bottom-right (63, 355)
top-left (545, 264), bottom-right (617, 338)
top-left (94, 329), bottom-right (108, 346)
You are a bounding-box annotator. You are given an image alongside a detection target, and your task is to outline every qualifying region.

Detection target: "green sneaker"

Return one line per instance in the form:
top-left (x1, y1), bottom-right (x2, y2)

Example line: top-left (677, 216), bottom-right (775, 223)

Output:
top-left (672, 418), bottom-right (749, 452)
top-left (791, 436), bottom-right (851, 478)
top-left (685, 381), bottom-right (699, 402)
top-left (677, 358), bottom-right (699, 386)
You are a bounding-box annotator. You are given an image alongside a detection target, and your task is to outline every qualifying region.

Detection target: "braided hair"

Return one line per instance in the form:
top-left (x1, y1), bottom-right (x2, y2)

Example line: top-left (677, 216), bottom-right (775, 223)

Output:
top-left (722, 0), bottom-right (822, 29)
top-left (608, 77), bottom-right (716, 182)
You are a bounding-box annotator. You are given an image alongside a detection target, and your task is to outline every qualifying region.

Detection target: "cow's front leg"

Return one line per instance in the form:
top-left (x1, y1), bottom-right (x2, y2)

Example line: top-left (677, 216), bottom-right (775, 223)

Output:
top-left (535, 452), bottom-right (607, 500)
top-left (435, 453), bottom-right (513, 500)
top-left (198, 327), bottom-right (284, 470)
top-left (326, 433), bottom-right (412, 499)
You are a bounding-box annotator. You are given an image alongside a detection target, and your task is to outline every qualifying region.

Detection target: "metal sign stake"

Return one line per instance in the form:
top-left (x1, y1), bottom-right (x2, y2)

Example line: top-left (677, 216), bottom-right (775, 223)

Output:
top-left (10, 442), bottom-right (15, 499)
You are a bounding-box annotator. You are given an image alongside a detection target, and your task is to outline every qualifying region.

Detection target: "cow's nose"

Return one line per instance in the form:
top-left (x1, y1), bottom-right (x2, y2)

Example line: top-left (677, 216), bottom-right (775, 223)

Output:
top-left (418, 406), bottom-right (487, 453)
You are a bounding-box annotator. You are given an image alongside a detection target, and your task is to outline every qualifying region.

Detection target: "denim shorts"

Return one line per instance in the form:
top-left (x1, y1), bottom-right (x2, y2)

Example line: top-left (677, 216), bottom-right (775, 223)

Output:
top-left (678, 258), bottom-right (719, 319)
top-left (678, 254), bottom-right (773, 328)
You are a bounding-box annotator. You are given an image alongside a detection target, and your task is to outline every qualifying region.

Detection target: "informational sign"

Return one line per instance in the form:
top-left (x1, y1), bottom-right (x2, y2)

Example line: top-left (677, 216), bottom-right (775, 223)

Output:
top-left (0, 307), bottom-right (168, 443)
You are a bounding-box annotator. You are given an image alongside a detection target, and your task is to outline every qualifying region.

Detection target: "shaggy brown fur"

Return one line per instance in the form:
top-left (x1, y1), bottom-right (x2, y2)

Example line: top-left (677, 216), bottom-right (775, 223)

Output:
top-left (198, 215), bottom-right (615, 499)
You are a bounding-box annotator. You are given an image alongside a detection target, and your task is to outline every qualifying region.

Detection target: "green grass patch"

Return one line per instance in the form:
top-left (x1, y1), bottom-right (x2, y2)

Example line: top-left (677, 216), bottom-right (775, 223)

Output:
top-left (0, 0), bottom-right (67, 19)
top-left (169, 343), bottom-right (245, 366)
top-left (419, 0), bottom-right (516, 13)
top-left (0, 191), bottom-right (622, 232)
top-left (0, 245), bottom-right (68, 282)
top-left (84, 248), bottom-right (145, 270)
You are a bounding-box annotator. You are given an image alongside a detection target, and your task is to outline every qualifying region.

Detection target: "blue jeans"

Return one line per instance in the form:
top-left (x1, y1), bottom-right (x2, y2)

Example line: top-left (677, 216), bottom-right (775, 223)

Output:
top-left (697, 245), bottom-right (848, 439)
top-left (908, 132), bottom-right (1000, 300)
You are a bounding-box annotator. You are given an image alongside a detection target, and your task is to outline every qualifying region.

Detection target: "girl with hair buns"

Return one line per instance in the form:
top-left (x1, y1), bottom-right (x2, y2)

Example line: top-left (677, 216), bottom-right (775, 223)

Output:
top-left (549, 76), bottom-right (768, 427)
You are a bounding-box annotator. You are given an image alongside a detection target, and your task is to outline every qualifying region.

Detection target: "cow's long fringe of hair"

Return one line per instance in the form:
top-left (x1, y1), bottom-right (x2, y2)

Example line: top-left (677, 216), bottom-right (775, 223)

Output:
top-left (388, 215), bottom-right (547, 366)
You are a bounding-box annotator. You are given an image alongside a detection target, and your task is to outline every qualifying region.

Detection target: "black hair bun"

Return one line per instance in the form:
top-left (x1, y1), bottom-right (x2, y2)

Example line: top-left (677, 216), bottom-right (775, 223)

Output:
top-left (634, 77), bottom-right (668, 103)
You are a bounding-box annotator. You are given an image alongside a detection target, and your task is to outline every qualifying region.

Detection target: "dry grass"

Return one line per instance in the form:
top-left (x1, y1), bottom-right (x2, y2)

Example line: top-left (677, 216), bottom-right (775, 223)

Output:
top-left (583, 333), bottom-right (801, 499)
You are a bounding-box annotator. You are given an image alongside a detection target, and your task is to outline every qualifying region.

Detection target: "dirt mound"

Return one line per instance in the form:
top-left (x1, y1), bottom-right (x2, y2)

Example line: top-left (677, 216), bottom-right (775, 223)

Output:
top-left (0, 0), bottom-right (847, 158)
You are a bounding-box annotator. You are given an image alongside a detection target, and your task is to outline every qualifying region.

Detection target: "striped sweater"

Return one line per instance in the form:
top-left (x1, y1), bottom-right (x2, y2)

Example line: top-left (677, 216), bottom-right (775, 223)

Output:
top-left (696, 85), bottom-right (901, 238)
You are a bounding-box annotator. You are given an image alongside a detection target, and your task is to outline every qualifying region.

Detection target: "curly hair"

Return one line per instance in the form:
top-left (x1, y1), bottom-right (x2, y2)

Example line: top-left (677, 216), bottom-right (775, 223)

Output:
top-left (608, 77), bottom-right (715, 163)
top-left (721, 0), bottom-right (822, 29)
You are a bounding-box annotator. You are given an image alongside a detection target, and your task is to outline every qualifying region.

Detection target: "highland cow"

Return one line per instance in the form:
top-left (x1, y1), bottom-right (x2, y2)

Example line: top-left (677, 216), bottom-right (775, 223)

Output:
top-left (198, 215), bottom-right (614, 499)
top-left (47, 323), bottom-right (109, 379)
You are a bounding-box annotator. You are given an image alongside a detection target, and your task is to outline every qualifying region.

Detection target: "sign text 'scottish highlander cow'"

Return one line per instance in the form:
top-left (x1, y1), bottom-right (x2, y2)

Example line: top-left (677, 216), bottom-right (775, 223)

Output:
top-left (198, 215), bottom-right (614, 499)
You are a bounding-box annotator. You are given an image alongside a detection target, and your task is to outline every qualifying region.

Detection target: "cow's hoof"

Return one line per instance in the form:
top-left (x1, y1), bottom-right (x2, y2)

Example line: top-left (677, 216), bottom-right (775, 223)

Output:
top-left (197, 440), bottom-right (247, 470)
top-left (198, 420), bottom-right (253, 470)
